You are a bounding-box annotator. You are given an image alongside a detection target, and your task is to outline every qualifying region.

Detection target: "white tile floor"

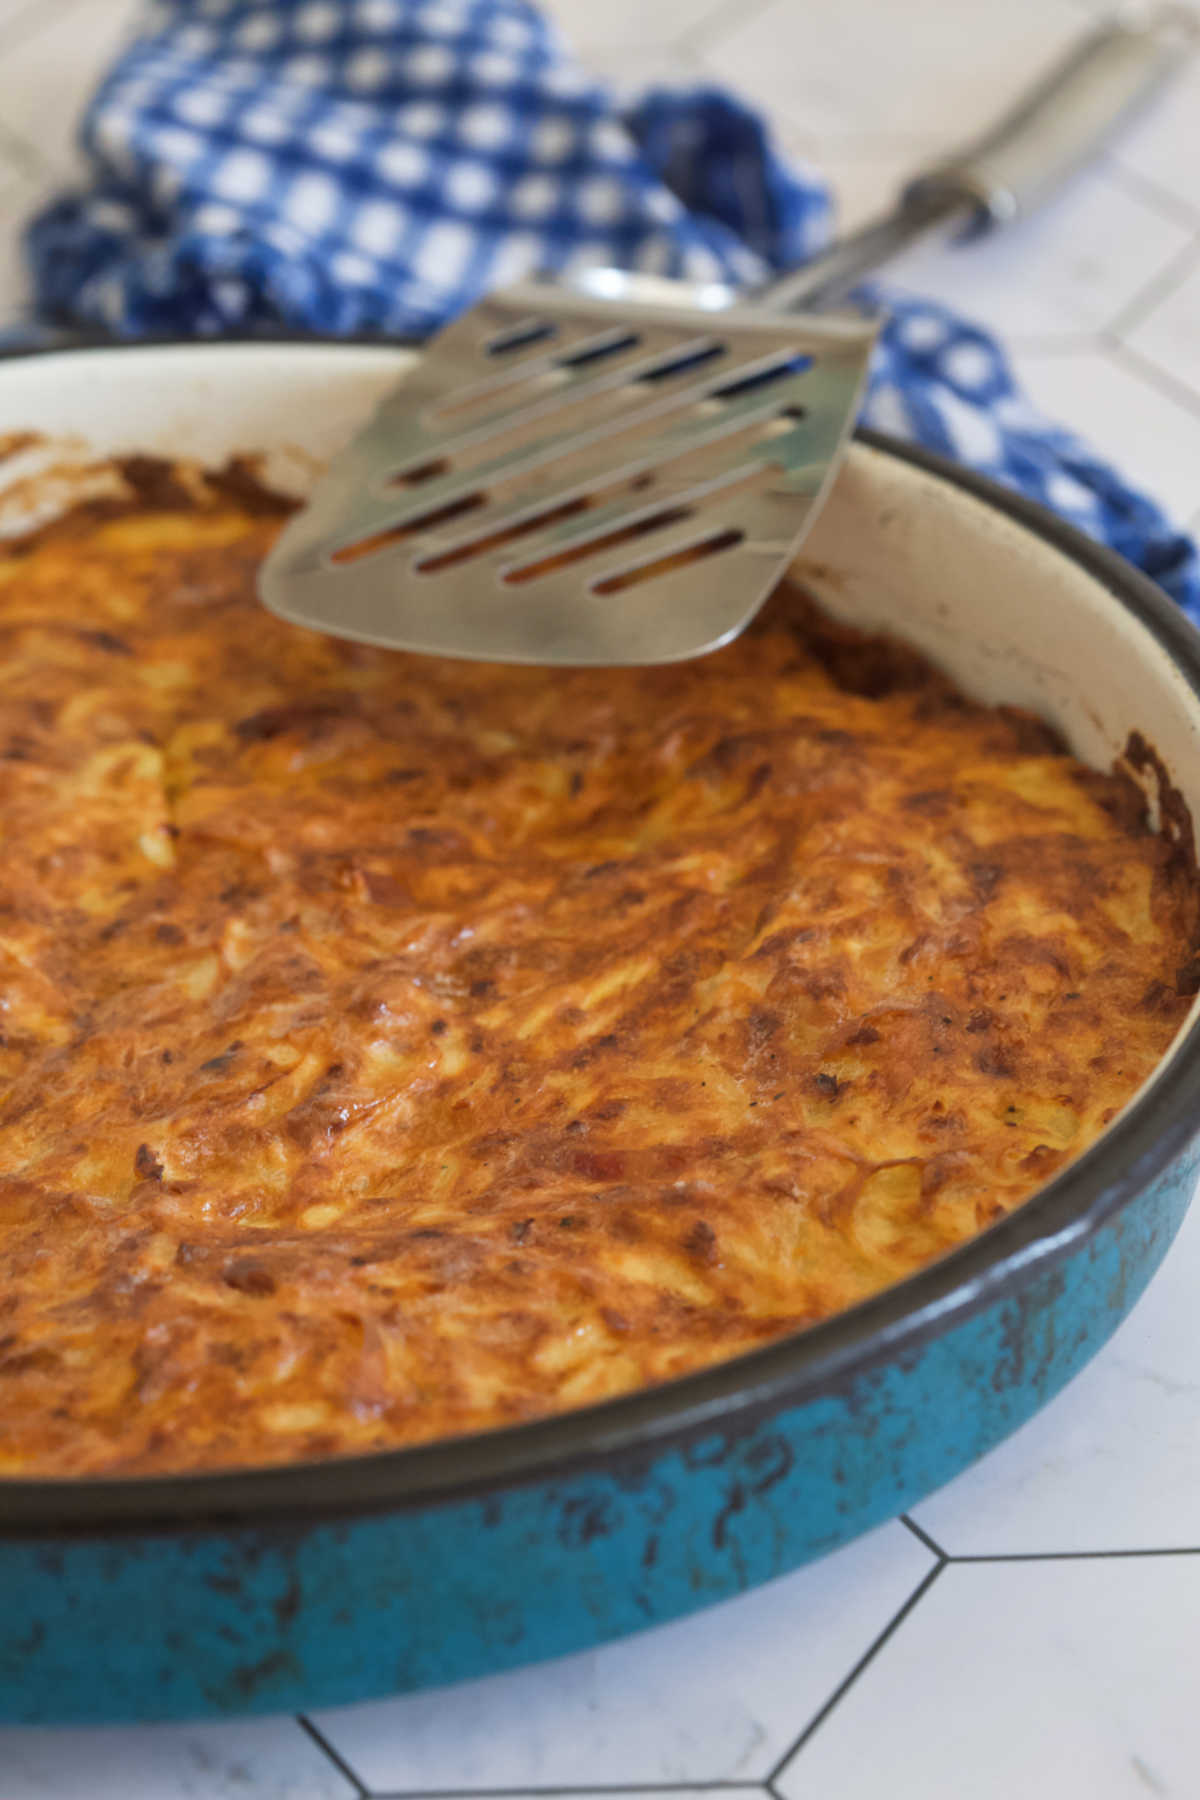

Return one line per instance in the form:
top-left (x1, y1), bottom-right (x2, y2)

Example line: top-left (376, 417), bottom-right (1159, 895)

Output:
top-left (1, 2), bottom-right (1200, 1797)
top-left (775, 1556), bottom-right (1200, 1800)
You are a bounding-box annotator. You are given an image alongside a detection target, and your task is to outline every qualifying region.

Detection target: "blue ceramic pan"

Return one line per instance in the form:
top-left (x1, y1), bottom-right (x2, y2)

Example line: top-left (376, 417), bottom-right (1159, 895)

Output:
top-left (0, 343), bottom-right (1197, 1724)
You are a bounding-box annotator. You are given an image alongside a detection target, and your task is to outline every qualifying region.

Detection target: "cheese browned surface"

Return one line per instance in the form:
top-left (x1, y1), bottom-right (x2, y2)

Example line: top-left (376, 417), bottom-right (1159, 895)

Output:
top-left (0, 474), bottom-right (1196, 1477)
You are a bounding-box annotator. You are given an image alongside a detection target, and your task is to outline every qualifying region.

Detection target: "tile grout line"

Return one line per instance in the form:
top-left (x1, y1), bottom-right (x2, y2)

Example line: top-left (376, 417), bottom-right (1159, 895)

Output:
top-left (1004, 330), bottom-right (1109, 361)
top-left (0, 0), bottom-right (106, 181)
top-left (0, 0), bottom-right (142, 185)
top-left (1102, 155), bottom-right (1200, 234)
top-left (1104, 335), bottom-right (1200, 429)
top-left (589, 38), bottom-right (712, 88)
top-left (297, 1713), bottom-right (373, 1798)
top-left (0, 0), bottom-right (89, 58)
top-left (371, 1784), bottom-right (771, 1798)
top-left (946, 1544), bottom-right (1200, 1563)
top-left (681, 0), bottom-right (782, 58)
top-left (1106, 231), bottom-right (1200, 342)
top-left (0, 117), bottom-right (55, 186)
top-left (899, 1513), bottom-right (947, 1559)
top-left (763, 1560), bottom-right (946, 1787)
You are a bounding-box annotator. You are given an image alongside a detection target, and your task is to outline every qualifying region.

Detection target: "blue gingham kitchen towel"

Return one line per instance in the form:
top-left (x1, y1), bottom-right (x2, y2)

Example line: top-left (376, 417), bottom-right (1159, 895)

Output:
top-left (25, 0), bottom-right (1200, 611)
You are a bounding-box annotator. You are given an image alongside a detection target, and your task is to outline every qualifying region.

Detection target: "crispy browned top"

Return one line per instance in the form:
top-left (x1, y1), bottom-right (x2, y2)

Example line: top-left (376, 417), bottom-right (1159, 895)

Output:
top-left (0, 477), bottom-right (1195, 1477)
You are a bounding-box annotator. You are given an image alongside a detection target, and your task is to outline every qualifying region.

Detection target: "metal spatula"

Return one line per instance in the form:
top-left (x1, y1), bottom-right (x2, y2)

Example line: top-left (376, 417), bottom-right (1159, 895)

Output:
top-left (260, 10), bottom-right (1193, 667)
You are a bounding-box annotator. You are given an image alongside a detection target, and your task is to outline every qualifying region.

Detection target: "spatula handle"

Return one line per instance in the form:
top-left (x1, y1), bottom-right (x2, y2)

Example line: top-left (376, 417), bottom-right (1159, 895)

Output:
top-left (754, 7), bottom-right (1196, 315)
top-left (903, 9), bottom-right (1195, 233)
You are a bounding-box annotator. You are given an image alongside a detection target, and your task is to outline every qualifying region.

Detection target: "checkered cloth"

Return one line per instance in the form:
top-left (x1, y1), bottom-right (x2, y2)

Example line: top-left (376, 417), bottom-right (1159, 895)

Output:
top-left (24, 0), bottom-right (1199, 611)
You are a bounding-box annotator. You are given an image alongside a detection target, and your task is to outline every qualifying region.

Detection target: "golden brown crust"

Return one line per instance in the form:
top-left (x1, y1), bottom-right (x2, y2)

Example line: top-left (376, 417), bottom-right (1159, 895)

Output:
top-left (0, 476), bottom-right (1195, 1476)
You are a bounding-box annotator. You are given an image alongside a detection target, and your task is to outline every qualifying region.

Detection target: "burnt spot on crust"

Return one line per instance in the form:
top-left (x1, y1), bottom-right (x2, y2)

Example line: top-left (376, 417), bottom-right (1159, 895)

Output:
top-left (904, 788), bottom-right (953, 816)
top-left (1123, 730), bottom-right (1199, 874)
top-left (1074, 763), bottom-right (1149, 836)
top-left (970, 863), bottom-right (1003, 901)
top-left (201, 456), bottom-right (298, 518)
top-left (233, 702), bottom-right (352, 743)
top-left (783, 591), bottom-right (943, 698)
top-left (78, 628), bottom-right (134, 656)
top-left (992, 707), bottom-right (1067, 756)
top-left (222, 1262), bottom-right (277, 1297)
top-left (1176, 955), bottom-right (1200, 997)
top-left (134, 1144), bottom-right (164, 1182)
top-left (683, 1219), bottom-right (718, 1263)
top-left (116, 455), bottom-right (197, 513)
top-left (747, 1009), bottom-right (782, 1049)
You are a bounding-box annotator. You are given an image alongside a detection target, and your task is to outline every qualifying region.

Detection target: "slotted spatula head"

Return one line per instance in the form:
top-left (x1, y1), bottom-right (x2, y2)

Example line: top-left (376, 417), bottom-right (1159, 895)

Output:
top-left (259, 274), bottom-right (876, 665)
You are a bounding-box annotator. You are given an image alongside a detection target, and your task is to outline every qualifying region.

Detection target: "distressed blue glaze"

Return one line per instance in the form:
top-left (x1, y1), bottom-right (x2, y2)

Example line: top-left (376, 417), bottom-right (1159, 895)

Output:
top-left (1, 1148), bottom-right (1194, 1725)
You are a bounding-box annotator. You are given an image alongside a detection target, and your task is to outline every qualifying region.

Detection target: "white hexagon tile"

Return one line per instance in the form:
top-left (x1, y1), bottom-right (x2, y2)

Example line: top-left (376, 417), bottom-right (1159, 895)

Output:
top-left (873, 164), bottom-right (1194, 347)
top-left (1104, 10), bottom-right (1200, 225)
top-left (0, 1716), bottom-right (360, 1800)
top-left (1, 2), bottom-right (1200, 1798)
top-left (774, 1557), bottom-right (1200, 1800)
top-left (691, 0), bottom-right (1087, 149)
top-left (306, 1523), bottom-right (935, 1792)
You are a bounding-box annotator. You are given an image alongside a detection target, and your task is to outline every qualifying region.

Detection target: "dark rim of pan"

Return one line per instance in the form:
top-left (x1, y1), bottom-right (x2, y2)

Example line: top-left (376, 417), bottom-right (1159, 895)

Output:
top-left (1, 338), bottom-right (1200, 1536)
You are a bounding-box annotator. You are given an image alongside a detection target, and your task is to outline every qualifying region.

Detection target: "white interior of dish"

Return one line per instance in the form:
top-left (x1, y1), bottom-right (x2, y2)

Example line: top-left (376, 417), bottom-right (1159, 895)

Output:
top-left (3, 340), bottom-right (1198, 1088)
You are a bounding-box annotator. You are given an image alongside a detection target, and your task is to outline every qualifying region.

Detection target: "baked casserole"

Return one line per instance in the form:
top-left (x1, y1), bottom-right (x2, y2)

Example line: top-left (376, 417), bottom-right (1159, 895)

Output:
top-left (0, 460), bottom-right (1196, 1476)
